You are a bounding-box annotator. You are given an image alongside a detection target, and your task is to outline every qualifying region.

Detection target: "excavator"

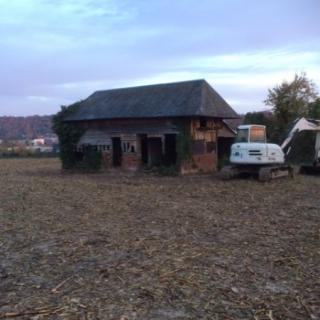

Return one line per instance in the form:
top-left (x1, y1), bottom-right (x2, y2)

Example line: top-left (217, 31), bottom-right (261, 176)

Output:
top-left (221, 118), bottom-right (320, 181)
top-left (282, 117), bottom-right (320, 172)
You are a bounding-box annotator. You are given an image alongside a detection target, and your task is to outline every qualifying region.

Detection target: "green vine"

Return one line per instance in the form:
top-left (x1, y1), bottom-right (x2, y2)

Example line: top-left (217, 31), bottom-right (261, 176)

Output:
top-left (52, 101), bottom-right (86, 170)
top-left (77, 145), bottom-right (102, 172)
top-left (174, 120), bottom-right (193, 164)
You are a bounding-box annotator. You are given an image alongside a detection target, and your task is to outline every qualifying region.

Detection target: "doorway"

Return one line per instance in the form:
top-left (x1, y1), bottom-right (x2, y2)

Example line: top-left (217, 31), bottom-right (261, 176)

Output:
top-left (112, 137), bottom-right (122, 166)
top-left (148, 137), bottom-right (162, 166)
top-left (139, 134), bottom-right (148, 164)
top-left (164, 134), bottom-right (177, 166)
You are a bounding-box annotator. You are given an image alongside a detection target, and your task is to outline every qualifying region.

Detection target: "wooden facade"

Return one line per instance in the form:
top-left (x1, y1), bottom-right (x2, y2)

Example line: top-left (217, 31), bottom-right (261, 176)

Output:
top-left (76, 117), bottom-right (224, 173)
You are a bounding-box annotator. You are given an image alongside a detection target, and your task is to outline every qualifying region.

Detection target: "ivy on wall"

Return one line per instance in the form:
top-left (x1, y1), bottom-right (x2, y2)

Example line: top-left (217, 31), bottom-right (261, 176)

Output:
top-left (52, 102), bottom-right (87, 170)
top-left (78, 145), bottom-right (102, 172)
top-left (174, 120), bottom-right (193, 164)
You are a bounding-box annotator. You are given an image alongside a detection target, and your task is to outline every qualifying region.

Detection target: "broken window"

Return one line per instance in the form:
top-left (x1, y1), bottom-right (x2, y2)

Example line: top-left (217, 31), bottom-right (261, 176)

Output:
top-left (95, 145), bottom-right (111, 152)
top-left (199, 118), bottom-right (207, 128)
top-left (122, 141), bottom-right (136, 153)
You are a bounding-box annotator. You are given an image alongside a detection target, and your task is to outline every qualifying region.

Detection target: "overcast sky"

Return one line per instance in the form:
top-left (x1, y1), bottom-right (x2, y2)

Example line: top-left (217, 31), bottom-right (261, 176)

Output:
top-left (0, 0), bottom-right (319, 116)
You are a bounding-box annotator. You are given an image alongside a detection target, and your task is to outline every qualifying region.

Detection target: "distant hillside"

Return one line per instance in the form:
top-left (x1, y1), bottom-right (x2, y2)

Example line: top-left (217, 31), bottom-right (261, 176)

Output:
top-left (0, 115), bottom-right (53, 140)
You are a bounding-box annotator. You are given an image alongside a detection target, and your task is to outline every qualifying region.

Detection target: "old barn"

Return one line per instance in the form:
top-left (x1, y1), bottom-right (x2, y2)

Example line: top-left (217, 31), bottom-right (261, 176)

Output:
top-left (65, 79), bottom-right (238, 173)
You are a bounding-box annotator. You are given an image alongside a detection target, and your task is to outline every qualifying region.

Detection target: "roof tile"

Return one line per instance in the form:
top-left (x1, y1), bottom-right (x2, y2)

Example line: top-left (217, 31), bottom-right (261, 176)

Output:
top-left (65, 79), bottom-right (238, 121)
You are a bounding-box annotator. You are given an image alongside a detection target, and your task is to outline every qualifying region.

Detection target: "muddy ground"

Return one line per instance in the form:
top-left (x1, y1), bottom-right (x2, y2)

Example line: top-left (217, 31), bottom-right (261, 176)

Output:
top-left (0, 158), bottom-right (319, 319)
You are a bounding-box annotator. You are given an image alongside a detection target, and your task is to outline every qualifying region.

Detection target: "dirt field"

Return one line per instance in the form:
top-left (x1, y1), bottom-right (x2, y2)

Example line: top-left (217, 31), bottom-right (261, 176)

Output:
top-left (0, 158), bottom-right (319, 319)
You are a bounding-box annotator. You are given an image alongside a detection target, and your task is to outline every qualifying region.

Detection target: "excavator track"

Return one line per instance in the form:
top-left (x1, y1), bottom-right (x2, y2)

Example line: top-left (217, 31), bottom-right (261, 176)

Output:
top-left (220, 165), bottom-right (239, 180)
top-left (220, 165), bottom-right (294, 182)
top-left (258, 165), bottom-right (293, 182)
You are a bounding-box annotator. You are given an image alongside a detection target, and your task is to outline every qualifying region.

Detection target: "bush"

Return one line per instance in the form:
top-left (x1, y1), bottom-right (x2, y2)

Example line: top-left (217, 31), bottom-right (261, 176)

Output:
top-left (155, 165), bottom-right (179, 176)
top-left (79, 145), bottom-right (102, 172)
top-left (218, 156), bottom-right (230, 170)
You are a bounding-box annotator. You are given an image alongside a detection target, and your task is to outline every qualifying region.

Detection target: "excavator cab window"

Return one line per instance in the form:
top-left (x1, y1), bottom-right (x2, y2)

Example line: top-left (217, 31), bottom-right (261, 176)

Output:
top-left (250, 126), bottom-right (266, 143)
top-left (235, 129), bottom-right (249, 143)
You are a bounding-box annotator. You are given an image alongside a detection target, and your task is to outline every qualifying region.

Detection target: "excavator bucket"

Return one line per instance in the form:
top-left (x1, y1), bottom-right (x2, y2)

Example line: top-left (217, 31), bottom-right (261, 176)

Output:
top-left (284, 131), bottom-right (318, 166)
top-left (282, 118), bottom-right (320, 170)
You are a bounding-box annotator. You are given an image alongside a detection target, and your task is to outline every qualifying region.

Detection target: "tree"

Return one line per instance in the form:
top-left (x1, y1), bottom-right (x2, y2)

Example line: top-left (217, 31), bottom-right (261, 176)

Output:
top-left (264, 73), bottom-right (318, 142)
top-left (244, 110), bottom-right (274, 127)
top-left (308, 98), bottom-right (320, 119)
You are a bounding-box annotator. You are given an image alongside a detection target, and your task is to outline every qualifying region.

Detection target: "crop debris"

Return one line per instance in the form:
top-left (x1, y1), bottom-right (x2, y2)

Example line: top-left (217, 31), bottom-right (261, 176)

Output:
top-left (0, 159), bottom-right (319, 319)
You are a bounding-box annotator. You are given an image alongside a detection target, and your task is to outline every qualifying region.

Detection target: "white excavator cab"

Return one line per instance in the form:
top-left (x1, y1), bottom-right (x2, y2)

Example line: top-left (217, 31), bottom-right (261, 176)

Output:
top-left (230, 124), bottom-right (284, 165)
top-left (221, 124), bottom-right (292, 181)
top-left (234, 125), bottom-right (267, 144)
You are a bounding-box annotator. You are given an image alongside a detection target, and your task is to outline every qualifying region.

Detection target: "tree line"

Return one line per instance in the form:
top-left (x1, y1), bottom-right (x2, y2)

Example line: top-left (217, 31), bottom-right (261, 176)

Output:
top-left (0, 115), bottom-right (53, 140)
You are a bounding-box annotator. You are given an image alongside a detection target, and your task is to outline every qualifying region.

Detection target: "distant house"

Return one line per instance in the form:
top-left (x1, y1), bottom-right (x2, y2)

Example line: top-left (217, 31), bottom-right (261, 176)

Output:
top-left (31, 138), bottom-right (46, 146)
top-left (64, 79), bottom-right (239, 173)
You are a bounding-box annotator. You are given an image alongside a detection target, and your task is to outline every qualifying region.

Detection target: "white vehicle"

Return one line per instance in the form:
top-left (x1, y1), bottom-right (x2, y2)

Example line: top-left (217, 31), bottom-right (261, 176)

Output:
top-left (230, 125), bottom-right (284, 164)
top-left (221, 125), bottom-right (293, 181)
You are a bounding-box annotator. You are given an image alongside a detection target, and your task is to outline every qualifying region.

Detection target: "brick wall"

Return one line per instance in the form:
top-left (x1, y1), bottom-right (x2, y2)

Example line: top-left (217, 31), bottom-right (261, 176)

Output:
top-left (122, 153), bottom-right (140, 171)
top-left (181, 153), bottom-right (216, 174)
top-left (101, 152), bottom-right (112, 168)
top-left (102, 152), bottom-right (140, 171)
top-left (192, 154), bottom-right (216, 172)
